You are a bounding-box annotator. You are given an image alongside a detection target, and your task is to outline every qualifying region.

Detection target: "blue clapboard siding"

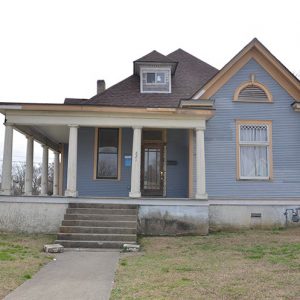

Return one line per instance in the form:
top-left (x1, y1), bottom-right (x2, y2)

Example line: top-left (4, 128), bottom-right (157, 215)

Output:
top-left (77, 127), bottom-right (132, 197)
top-left (166, 129), bottom-right (189, 197)
top-left (201, 58), bottom-right (300, 198)
top-left (63, 128), bottom-right (133, 197)
top-left (63, 128), bottom-right (189, 197)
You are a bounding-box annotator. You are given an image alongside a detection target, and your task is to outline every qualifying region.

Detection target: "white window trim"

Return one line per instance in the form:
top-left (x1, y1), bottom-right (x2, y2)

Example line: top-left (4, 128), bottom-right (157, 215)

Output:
top-left (140, 67), bottom-right (171, 93)
top-left (237, 121), bottom-right (272, 180)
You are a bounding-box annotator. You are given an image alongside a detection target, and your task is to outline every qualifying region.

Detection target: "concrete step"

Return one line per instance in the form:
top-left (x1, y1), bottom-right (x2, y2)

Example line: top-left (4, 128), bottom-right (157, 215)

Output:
top-left (69, 203), bottom-right (137, 209)
top-left (66, 208), bottom-right (137, 215)
top-left (57, 233), bottom-right (136, 242)
top-left (62, 220), bottom-right (137, 228)
top-left (55, 240), bottom-right (135, 249)
top-left (64, 214), bottom-right (137, 221)
top-left (59, 225), bottom-right (136, 234)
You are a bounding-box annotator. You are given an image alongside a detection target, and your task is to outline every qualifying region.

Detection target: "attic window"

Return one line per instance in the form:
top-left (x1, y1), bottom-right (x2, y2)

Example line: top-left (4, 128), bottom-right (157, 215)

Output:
top-left (146, 72), bottom-right (166, 84)
top-left (234, 76), bottom-right (272, 102)
top-left (141, 68), bottom-right (171, 93)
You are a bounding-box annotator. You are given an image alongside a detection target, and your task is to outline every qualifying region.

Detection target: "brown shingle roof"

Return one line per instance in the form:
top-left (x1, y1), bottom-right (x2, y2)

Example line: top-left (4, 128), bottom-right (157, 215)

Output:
top-left (66, 49), bottom-right (218, 108)
top-left (64, 98), bottom-right (88, 104)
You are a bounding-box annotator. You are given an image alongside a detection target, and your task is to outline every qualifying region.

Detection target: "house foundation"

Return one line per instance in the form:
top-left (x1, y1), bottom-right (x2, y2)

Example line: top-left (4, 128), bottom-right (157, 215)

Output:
top-left (0, 196), bottom-right (299, 235)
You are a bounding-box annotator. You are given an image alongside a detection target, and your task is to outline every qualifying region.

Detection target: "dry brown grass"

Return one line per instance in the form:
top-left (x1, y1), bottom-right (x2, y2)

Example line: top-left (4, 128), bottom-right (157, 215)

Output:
top-left (0, 232), bottom-right (55, 299)
top-left (111, 228), bottom-right (300, 300)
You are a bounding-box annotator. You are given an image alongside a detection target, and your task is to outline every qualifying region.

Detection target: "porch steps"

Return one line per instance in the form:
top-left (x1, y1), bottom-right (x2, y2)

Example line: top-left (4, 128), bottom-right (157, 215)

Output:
top-left (63, 214), bottom-right (136, 221)
top-left (55, 203), bottom-right (138, 249)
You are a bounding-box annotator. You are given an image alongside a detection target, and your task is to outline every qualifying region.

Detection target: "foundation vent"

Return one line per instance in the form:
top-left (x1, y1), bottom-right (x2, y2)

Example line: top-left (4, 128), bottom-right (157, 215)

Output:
top-left (251, 213), bottom-right (262, 218)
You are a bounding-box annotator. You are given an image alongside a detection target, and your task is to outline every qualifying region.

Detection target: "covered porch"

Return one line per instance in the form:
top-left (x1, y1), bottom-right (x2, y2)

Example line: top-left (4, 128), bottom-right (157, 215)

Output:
top-left (0, 103), bottom-right (213, 200)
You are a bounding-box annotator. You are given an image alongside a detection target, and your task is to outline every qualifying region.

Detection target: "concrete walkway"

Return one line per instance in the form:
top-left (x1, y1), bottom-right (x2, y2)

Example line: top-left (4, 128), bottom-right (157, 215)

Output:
top-left (4, 251), bottom-right (120, 300)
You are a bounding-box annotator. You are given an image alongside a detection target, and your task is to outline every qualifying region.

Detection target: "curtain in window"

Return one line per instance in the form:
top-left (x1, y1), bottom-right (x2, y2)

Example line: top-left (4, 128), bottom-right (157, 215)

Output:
top-left (240, 146), bottom-right (268, 177)
top-left (240, 125), bottom-right (268, 142)
top-left (240, 125), bottom-right (268, 178)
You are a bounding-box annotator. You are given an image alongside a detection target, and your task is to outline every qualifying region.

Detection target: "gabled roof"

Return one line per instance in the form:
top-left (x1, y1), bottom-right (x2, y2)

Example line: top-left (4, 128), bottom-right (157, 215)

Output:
top-left (134, 50), bottom-right (176, 63)
top-left (193, 38), bottom-right (300, 101)
top-left (82, 49), bottom-right (218, 108)
top-left (134, 50), bottom-right (178, 75)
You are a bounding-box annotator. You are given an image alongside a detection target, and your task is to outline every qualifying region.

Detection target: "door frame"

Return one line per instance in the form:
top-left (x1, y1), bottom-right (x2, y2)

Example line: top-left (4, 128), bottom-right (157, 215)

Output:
top-left (141, 129), bottom-right (167, 197)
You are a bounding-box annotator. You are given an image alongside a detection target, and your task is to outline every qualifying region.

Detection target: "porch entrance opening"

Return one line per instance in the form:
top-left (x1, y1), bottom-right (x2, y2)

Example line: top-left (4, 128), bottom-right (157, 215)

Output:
top-left (141, 129), bottom-right (166, 197)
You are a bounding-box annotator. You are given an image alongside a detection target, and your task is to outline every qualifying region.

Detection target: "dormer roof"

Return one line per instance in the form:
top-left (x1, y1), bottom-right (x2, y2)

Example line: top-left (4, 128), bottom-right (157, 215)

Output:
top-left (134, 50), bottom-right (178, 75)
top-left (82, 49), bottom-right (218, 108)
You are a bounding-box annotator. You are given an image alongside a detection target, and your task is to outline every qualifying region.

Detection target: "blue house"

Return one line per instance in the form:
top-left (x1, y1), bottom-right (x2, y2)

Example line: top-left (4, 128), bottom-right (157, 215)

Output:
top-left (0, 38), bottom-right (300, 246)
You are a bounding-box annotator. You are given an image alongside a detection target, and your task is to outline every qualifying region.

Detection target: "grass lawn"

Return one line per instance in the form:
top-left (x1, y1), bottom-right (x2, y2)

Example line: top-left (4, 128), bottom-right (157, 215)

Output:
top-left (111, 228), bottom-right (300, 300)
top-left (0, 232), bottom-right (55, 299)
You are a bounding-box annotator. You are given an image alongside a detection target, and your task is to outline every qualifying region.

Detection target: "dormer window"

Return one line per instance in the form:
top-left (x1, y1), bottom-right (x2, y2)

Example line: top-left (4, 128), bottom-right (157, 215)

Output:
top-left (146, 72), bottom-right (166, 84)
top-left (140, 67), bottom-right (171, 93)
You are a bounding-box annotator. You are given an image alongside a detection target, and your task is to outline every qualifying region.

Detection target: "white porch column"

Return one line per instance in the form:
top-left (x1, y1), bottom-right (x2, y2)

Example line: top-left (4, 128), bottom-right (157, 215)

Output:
top-left (65, 125), bottom-right (78, 197)
top-left (129, 126), bottom-right (142, 198)
top-left (195, 128), bottom-right (208, 199)
top-left (53, 151), bottom-right (59, 196)
top-left (24, 136), bottom-right (34, 195)
top-left (0, 124), bottom-right (13, 195)
top-left (41, 145), bottom-right (48, 196)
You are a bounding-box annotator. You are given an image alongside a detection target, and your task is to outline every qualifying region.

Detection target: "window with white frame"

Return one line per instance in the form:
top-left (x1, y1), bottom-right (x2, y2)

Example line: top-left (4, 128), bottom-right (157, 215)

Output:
top-left (237, 121), bottom-right (272, 180)
top-left (140, 68), bottom-right (171, 93)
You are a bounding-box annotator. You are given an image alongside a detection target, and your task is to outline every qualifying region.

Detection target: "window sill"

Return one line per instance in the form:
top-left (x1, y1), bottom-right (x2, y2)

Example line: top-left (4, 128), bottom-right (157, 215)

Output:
top-left (93, 177), bottom-right (121, 181)
top-left (237, 177), bottom-right (271, 181)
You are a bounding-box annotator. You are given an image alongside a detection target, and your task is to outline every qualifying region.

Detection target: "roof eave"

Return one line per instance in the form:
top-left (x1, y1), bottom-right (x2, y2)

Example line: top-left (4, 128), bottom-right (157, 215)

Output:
top-left (179, 99), bottom-right (214, 109)
top-left (0, 103), bottom-right (214, 119)
top-left (133, 61), bottom-right (178, 75)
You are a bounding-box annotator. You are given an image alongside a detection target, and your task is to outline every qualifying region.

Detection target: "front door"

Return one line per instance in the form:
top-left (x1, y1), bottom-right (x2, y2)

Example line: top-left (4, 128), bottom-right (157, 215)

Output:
top-left (141, 143), bottom-right (164, 196)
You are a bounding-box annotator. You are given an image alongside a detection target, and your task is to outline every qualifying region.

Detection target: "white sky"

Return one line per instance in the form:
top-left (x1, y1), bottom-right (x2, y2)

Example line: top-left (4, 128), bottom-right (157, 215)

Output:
top-left (0, 0), bottom-right (299, 167)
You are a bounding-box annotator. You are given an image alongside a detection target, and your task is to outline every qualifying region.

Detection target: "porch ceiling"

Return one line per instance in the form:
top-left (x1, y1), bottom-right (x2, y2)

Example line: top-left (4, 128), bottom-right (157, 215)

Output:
top-left (14, 124), bottom-right (69, 152)
top-left (34, 125), bottom-right (69, 143)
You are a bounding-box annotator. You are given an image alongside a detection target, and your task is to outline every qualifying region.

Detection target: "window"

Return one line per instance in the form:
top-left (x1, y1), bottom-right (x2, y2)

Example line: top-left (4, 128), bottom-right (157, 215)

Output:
top-left (96, 128), bottom-right (120, 179)
top-left (236, 121), bottom-right (272, 180)
top-left (146, 73), bottom-right (156, 84)
top-left (140, 68), bottom-right (171, 93)
top-left (146, 71), bottom-right (166, 84)
top-left (233, 81), bottom-right (272, 102)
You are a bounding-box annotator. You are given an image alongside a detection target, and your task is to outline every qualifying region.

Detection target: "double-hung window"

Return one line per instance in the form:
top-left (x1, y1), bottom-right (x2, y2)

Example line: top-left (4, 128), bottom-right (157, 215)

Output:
top-left (96, 128), bottom-right (120, 179)
top-left (237, 121), bottom-right (272, 180)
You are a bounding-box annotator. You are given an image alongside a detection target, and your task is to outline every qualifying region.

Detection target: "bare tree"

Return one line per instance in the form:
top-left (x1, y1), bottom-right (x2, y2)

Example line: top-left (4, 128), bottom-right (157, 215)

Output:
top-left (11, 162), bottom-right (53, 196)
top-left (32, 163), bottom-right (41, 195)
top-left (48, 162), bottom-right (54, 195)
top-left (12, 162), bottom-right (26, 195)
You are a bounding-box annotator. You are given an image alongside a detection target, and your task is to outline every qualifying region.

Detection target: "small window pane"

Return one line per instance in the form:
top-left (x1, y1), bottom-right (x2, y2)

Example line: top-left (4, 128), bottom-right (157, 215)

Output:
top-left (240, 125), bottom-right (268, 142)
top-left (156, 72), bottom-right (165, 83)
top-left (97, 128), bottom-right (119, 178)
top-left (146, 73), bottom-right (156, 84)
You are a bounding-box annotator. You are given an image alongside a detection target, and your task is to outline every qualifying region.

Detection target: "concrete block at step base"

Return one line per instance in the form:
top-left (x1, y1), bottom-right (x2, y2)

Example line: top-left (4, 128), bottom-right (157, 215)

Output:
top-left (123, 244), bottom-right (140, 252)
top-left (44, 244), bottom-right (64, 253)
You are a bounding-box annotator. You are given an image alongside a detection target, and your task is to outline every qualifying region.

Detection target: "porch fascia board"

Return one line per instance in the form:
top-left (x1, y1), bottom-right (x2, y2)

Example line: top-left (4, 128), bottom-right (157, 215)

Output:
top-left (0, 103), bottom-right (214, 117)
top-left (4, 110), bottom-right (209, 129)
